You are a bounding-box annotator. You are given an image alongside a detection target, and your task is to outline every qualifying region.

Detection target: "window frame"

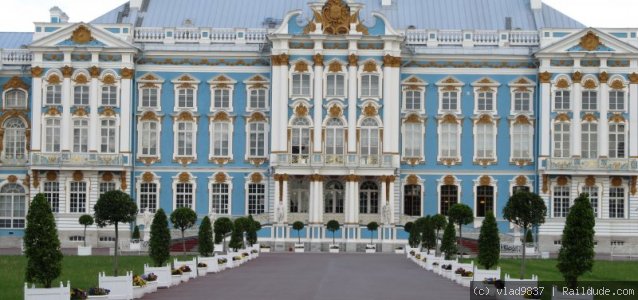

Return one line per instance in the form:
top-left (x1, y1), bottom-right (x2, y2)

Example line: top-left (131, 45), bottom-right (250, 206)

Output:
top-left (246, 175), bottom-right (266, 215)
top-left (173, 174), bottom-right (196, 210)
top-left (99, 117), bottom-right (118, 154)
top-left (439, 183), bottom-right (459, 216)
top-left (246, 120), bottom-right (268, 159)
top-left (209, 76), bottom-right (236, 112)
top-left (209, 118), bottom-right (233, 160)
top-left (552, 184), bottom-right (570, 218)
top-left (173, 117), bottom-right (198, 160)
top-left (172, 75), bottom-right (200, 112)
top-left (581, 121), bottom-right (598, 159)
top-left (437, 116), bottom-right (462, 163)
top-left (474, 120), bottom-right (497, 161)
top-left (244, 75), bottom-right (270, 111)
top-left (553, 121), bottom-right (571, 158)
top-left (43, 117), bottom-right (61, 153)
top-left (0, 183), bottom-right (26, 228)
top-left (608, 121), bottom-right (626, 159)
top-left (138, 180), bottom-right (159, 214)
top-left (403, 184), bottom-right (422, 217)
top-left (100, 84), bottom-right (119, 107)
top-left (475, 184), bottom-right (495, 218)
top-left (3, 88), bottom-right (28, 109)
top-left (2, 117), bottom-right (28, 162)
top-left (137, 120), bottom-right (161, 158)
top-left (137, 73), bottom-right (163, 111)
top-left (72, 118), bottom-right (89, 153)
top-left (68, 180), bottom-right (88, 214)
top-left (290, 72), bottom-right (312, 98)
top-left (402, 119), bottom-right (424, 160)
top-left (510, 120), bottom-right (534, 161)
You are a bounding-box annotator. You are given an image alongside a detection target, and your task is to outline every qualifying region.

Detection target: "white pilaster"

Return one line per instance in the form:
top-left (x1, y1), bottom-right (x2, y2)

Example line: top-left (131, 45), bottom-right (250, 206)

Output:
top-left (313, 60), bottom-right (323, 153)
top-left (348, 61), bottom-right (357, 152)
top-left (630, 83), bottom-right (638, 157)
top-left (383, 64), bottom-right (400, 154)
top-left (61, 75), bottom-right (72, 151)
top-left (31, 76), bottom-right (42, 151)
top-left (308, 179), bottom-right (317, 223)
top-left (88, 76), bottom-right (99, 151)
top-left (316, 181), bottom-right (323, 223)
top-left (540, 82), bottom-right (551, 157)
top-left (571, 81), bottom-right (582, 156)
top-left (600, 82), bottom-right (609, 157)
top-left (270, 64), bottom-right (281, 154)
top-left (279, 62), bottom-right (289, 153)
top-left (388, 179), bottom-right (395, 224)
top-left (120, 77), bottom-right (132, 152)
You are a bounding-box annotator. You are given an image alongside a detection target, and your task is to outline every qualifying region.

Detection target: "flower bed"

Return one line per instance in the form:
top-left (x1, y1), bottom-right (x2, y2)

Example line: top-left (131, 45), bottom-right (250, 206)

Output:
top-left (143, 263), bottom-right (171, 288)
top-left (98, 271), bottom-right (134, 300)
top-left (174, 258), bottom-right (197, 278)
top-left (170, 269), bottom-right (182, 286)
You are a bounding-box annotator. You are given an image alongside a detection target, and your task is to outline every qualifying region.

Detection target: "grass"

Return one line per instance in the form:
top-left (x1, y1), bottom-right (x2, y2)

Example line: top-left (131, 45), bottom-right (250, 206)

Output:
top-left (0, 255), bottom-right (195, 300)
top-left (493, 258), bottom-right (638, 281)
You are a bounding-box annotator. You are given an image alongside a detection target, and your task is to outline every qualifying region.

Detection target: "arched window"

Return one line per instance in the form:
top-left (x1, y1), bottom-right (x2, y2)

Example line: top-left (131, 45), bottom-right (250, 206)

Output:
top-left (404, 184), bottom-right (421, 216)
top-left (360, 118), bottom-right (379, 164)
top-left (324, 181), bottom-right (344, 213)
top-left (290, 117), bottom-right (311, 164)
top-left (289, 177), bottom-right (309, 213)
top-left (359, 181), bottom-right (379, 214)
top-left (325, 118), bottom-right (345, 164)
top-left (4, 89), bottom-right (27, 109)
top-left (553, 122), bottom-right (570, 158)
top-left (140, 121), bottom-right (159, 156)
top-left (440, 184), bottom-right (458, 215)
top-left (2, 118), bottom-right (26, 161)
top-left (581, 122), bottom-right (598, 159)
top-left (609, 122), bottom-right (626, 158)
top-left (0, 183), bottom-right (25, 228)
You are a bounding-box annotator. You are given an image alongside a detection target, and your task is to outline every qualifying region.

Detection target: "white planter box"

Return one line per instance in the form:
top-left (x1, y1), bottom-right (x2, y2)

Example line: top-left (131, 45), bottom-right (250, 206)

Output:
top-left (132, 286), bottom-right (145, 299)
top-left (459, 276), bottom-right (472, 287)
top-left (198, 257), bottom-right (219, 274)
top-left (170, 275), bottom-right (181, 286)
top-left (77, 245), bottom-right (92, 256)
top-left (129, 242), bottom-right (141, 251)
top-left (181, 273), bottom-right (190, 282)
top-left (174, 258), bottom-right (197, 278)
top-left (294, 243), bottom-right (305, 253)
top-left (260, 247), bottom-right (271, 253)
top-left (552, 286), bottom-right (594, 300)
top-left (525, 247), bottom-right (536, 255)
top-left (145, 281), bottom-right (158, 294)
top-left (24, 281), bottom-right (70, 300)
top-left (329, 247), bottom-right (340, 253)
top-left (143, 264), bottom-right (171, 288)
top-left (472, 266), bottom-right (501, 282)
top-left (365, 244), bottom-right (376, 253)
top-left (394, 248), bottom-right (404, 254)
top-left (197, 267), bottom-right (207, 276)
top-left (87, 295), bottom-right (108, 300)
top-left (98, 271), bottom-right (133, 300)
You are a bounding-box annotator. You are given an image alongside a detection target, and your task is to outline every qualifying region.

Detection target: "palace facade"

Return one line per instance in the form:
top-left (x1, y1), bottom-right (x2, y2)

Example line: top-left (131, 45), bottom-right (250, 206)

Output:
top-left (0, 0), bottom-right (637, 253)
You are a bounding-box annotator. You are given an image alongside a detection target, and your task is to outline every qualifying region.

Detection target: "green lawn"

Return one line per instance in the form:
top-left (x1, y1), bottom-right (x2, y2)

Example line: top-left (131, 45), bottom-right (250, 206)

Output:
top-left (493, 258), bottom-right (638, 281)
top-left (0, 255), bottom-right (196, 300)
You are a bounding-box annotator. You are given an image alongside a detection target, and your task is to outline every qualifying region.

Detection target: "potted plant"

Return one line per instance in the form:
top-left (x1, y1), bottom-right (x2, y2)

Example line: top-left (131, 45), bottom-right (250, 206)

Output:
top-left (260, 244), bottom-right (271, 253)
top-left (292, 221), bottom-right (305, 252)
top-left (197, 262), bottom-right (208, 276)
top-left (71, 287), bottom-right (87, 300)
top-left (326, 220), bottom-right (340, 253)
top-left (394, 245), bottom-right (404, 254)
top-left (179, 265), bottom-right (191, 282)
top-left (142, 273), bottom-right (158, 294)
top-left (217, 257), bottom-right (228, 271)
top-left (87, 287), bottom-right (110, 299)
top-left (131, 274), bottom-right (146, 299)
top-left (170, 269), bottom-right (182, 286)
top-left (366, 222), bottom-right (379, 253)
top-left (78, 214), bottom-right (94, 256)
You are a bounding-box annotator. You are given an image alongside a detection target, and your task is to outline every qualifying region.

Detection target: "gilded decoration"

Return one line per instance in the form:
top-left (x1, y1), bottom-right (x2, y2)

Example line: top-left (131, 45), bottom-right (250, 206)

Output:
top-left (476, 114), bottom-right (494, 125)
top-left (362, 61), bottom-right (377, 72)
top-left (405, 157), bottom-right (420, 165)
top-left (120, 68), bottom-right (134, 79)
top-left (406, 175), bottom-right (419, 185)
top-left (102, 171), bottom-right (113, 182)
top-left (313, 54), bottom-right (324, 67)
top-left (120, 172), bottom-right (127, 190)
top-left (515, 176), bottom-right (528, 186)
top-left (363, 104), bottom-right (377, 117)
top-left (585, 176), bottom-right (596, 187)
top-left (271, 54), bottom-right (289, 66)
top-left (142, 172), bottom-right (154, 183)
top-left (443, 175), bottom-right (455, 185)
top-left (629, 73), bottom-right (638, 84)
top-left (310, 174), bottom-right (324, 182)
top-left (22, 175), bottom-right (30, 188)
top-left (273, 174), bottom-right (289, 182)
top-left (212, 112), bottom-right (231, 122)
top-left (319, 0), bottom-right (351, 35)
top-left (294, 61), bottom-right (309, 72)
top-left (610, 114), bottom-right (625, 123)
top-left (73, 107), bottom-right (88, 117)
top-left (542, 175), bottom-right (549, 193)
top-left (141, 74), bottom-right (158, 81)
top-left (556, 176), bottom-right (568, 186)
top-left (250, 173), bottom-right (263, 183)
top-left (248, 112), bottom-right (267, 122)
top-left (211, 158), bottom-right (230, 165)
top-left (295, 105), bottom-right (309, 117)
top-left (328, 61), bottom-right (342, 73)
top-left (329, 105), bottom-right (342, 117)
top-left (599, 72), bottom-right (609, 82)
top-left (31, 66), bottom-right (43, 77)
top-left (572, 71), bottom-right (583, 83)
top-left (555, 78), bottom-right (570, 89)
top-left (555, 113), bottom-right (570, 122)
top-left (71, 25), bottom-right (93, 44)
top-left (176, 111), bottom-right (195, 122)
top-left (32, 171), bottom-right (39, 188)
top-left (348, 54), bottom-right (358, 67)
top-left (178, 172), bottom-right (191, 183)
top-left (631, 176), bottom-right (637, 195)
top-left (176, 157), bottom-right (194, 165)
top-left (102, 74), bottom-right (116, 85)
top-left (514, 159), bottom-right (532, 167)
top-left (61, 66), bottom-right (73, 78)
top-left (249, 158), bottom-right (266, 166)
top-left (441, 114), bottom-right (458, 124)
top-left (140, 111), bottom-right (160, 121)
top-left (139, 157), bottom-right (159, 165)
top-left (214, 173), bottom-right (227, 183)
top-left (7, 175), bottom-right (17, 183)
top-left (46, 107), bottom-right (61, 116)
top-left (610, 80), bottom-right (625, 90)
top-left (46, 171), bottom-right (57, 181)
top-left (345, 174), bottom-right (359, 182)
top-left (579, 31), bottom-right (602, 51)
top-left (3, 76), bottom-right (29, 91)
top-left (479, 175), bottom-right (491, 186)
top-left (583, 79), bottom-right (597, 89)
top-left (404, 114), bottom-right (422, 123)
top-left (47, 74), bottom-right (61, 85)
top-left (611, 177), bottom-right (623, 187)
top-left (89, 66), bottom-right (100, 78)
top-left (583, 113), bottom-right (597, 122)
top-left (74, 74), bottom-right (88, 85)
top-left (514, 115), bottom-right (531, 125)
top-left (101, 107), bottom-right (116, 117)
top-left (383, 55), bottom-right (401, 68)
top-left (72, 170), bottom-right (84, 182)
top-left (539, 72), bottom-right (552, 83)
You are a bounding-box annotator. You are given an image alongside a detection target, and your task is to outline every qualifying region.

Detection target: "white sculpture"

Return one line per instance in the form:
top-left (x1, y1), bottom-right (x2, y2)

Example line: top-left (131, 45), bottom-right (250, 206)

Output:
top-left (382, 203), bottom-right (392, 225)
top-left (276, 204), bottom-right (285, 223)
top-left (142, 210), bottom-right (153, 242)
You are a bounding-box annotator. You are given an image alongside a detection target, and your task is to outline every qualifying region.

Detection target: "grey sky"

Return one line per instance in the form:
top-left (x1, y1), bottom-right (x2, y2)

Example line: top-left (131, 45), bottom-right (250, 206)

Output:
top-left (0, 0), bottom-right (636, 32)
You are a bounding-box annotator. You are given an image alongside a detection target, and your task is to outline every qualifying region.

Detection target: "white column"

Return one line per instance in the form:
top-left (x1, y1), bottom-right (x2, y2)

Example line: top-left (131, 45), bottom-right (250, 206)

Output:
top-left (388, 178), bottom-right (395, 224)
top-left (31, 76), bottom-right (42, 151)
top-left (279, 61), bottom-right (289, 153)
top-left (316, 180), bottom-right (324, 223)
top-left (348, 57), bottom-right (357, 153)
top-left (308, 178), bottom-right (317, 224)
top-left (540, 81), bottom-right (551, 157)
top-left (571, 81), bottom-right (582, 156)
top-left (61, 75), bottom-right (72, 151)
top-left (270, 63), bottom-right (281, 154)
top-left (89, 76), bottom-right (99, 151)
top-left (344, 178), bottom-right (358, 224)
top-left (630, 82), bottom-right (638, 157)
top-left (120, 76), bottom-right (132, 152)
top-left (313, 58), bottom-right (323, 153)
top-left (382, 60), bottom-right (400, 154)
top-left (600, 82), bottom-right (609, 157)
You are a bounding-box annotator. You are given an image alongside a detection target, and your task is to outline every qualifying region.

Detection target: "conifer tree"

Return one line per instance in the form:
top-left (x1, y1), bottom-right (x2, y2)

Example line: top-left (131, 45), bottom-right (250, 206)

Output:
top-left (149, 209), bottom-right (171, 267)
top-left (558, 193), bottom-right (595, 289)
top-left (440, 222), bottom-right (457, 260)
top-left (25, 193), bottom-right (63, 288)
top-left (198, 216), bottom-right (214, 257)
top-left (478, 211), bottom-right (500, 269)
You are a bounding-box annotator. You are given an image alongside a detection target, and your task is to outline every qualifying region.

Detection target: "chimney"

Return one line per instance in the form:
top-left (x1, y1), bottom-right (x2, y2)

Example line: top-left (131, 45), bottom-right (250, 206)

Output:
top-left (49, 6), bottom-right (69, 23)
top-left (130, 0), bottom-right (143, 9)
top-left (505, 17), bottom-right (512, 30)
top-left (530, 0), bottom-right (542, 10)
top-left (381, 0), bottom-right (392, 6)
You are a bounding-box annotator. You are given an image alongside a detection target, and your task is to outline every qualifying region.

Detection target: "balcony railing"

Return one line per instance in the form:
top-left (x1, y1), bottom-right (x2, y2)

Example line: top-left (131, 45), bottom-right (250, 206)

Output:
top-left (133, 27), bottom-right (268, 44)
top-left (30, 153), bottom-right (131, 167)
top-left (1, 49), bottom-right (32, 65)
top-left (540, 157), bottom-right (638, 172)
top-left (405, 29), bottom-right (539, 48)
top-left (274, 154), bottom-right (395, 168)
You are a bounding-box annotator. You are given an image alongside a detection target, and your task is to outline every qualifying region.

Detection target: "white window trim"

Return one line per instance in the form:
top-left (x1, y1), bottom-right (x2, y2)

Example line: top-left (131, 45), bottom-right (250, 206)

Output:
top-left (1, 116), bottom-right (28, 161)
top-left (172, 118), bottom-right (198, 160)
top-left (244, 173), bottom-right (267, 215)
top-left (551, 76), bottom-right (572, 112)
top-left (71, 116), bottom-right (90, 153)
top-left (323, 64), bottom-right (348, 100)
top-left (136, 173), bottom-right (161, 213)
top-left (402, 176), bottom-right (424, 217)
top-left (3, 88), bottom-right (29, 109)
top-left (172, 173), bottom-right (197, 210)
top-left (42, 116), bottom-right (61, 153)
top-left (472, 78), bottom-right (500, 115)
top-left (472, 117), bottom-right (498, 163)
top-left (552, 119), bottom-right (571, 158)
top-left (209, 118), bottom-right (234, 160)
top-left (136, 119), bottom-right (162, 160)
top-left (551, 180), bottom-right (571, 218)
top-left (209, 75), bottom-right (237, 112)
top-left (436, 176), bottom-right (462, 215)
top-left (608, 184), bottom-right (628, 219)
top-left (137, 80), bottom-right (163, 111)
top-left (509, 116), bottom-right (535, 163)
top-left (99, 72), bottom-right (121, 107)
top-left (172, 74), bottom-right (201, 112)
top-left (436, 115), bottom-right (463, 164)
top-left (99, 116), bottom-right (119, 154)
top-left (401, 76), bottom-right (427, 113)
top-left (43, 83), bottom-right (62, 106)
top-left (209, 173), bottom-right (232, 215)
top-left (473, 176), bottom-right (498, 219)
top-left (245, 119), bottom-right (269, 160)
top-left (289, 60), bottom-right (314, 99)
top-left (608, 77), bottom-right (628, 113)
top-left (244, 75), bottom-right (270, 111)
top-left (357, 61), bottom-right (383, 100)
top-left (580, 120), bottom-right (598, 159)
top-left (66, 177), bottom-right (90, 214)
top-left (508, 77), bottom-right (535, 115)
top-left (436, 77), bottom-right (464, 115)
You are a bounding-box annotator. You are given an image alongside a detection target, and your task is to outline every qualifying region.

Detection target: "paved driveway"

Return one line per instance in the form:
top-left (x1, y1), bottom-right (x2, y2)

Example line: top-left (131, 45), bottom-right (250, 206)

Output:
top-left (144, 253), bottom-right (468, 300)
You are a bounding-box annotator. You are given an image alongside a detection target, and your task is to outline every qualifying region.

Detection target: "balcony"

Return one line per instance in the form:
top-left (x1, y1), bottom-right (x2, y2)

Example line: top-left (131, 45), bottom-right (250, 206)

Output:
top-left (30, 153), bottom-right (131, 168)
top-left (273, 154), bottom-right (396, 168)
top-left (539, 157), bottom-right (638, 174)
top-left (1, 49), bottom-right (32, 65)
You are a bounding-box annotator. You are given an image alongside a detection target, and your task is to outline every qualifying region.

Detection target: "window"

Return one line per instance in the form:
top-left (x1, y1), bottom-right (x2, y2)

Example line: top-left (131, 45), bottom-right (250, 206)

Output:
top-left (44, 118), bottom-right (61, 152)
top-left (175, 182), bottom-right (193, 209)
top-left (140, 122), bottom-right (159, 156)
top-left (359, 181), bottom-right (379, 214)
top-left (553, 122), bottom-right (570, 158)
top-left (553, 185), bottom-right (570, 218)
top-left (291, 73), bottom-right (311, 96)
top-left (211, 122), bottom-right (230, 157)
top-left (476, 185), bottom-right (494, 217)
top-left (581, 123), bottom-right (598, 159)
top-left (43, 181), bottom-right (59, 213)
top-left (177, 88), bottom-right (195, 109)
top-left (248, 122), bottom-right (266, 158)
top-left (477, 92), bottom-right (494, 112)
top-left (324, 181), bottom-right (344, 214)
top-left (475, 123), bottom-right (495, 159)
top-left (326, 74), bottom-right (345, 97)
top-left (611, 240), bottom-right (624, 246)
top-left (212, 89), bottom-right (230, 110)
top-left (100, 119), bottom-right (117, 153)
top-left (402, 90), bottom-right (421, 111)
top-left (248, 183), bottom-right (265, 215)
top-left (69, 236), bottom-right (85, 242)
top-left (290, 117), bottom-right (311, 164)
top-left (73, 85), bottom-right (89, 106)
top-left (2, 118), bottom-right (26, 161)
top-left (513, 92), bottom-right (531, 112)
top-left (403, 122), bottom-right (422, 158)
top-left (404, 184), bottom-right (421, 216)
top-left (99, 181), bottom-right (116, 198)
top-left (609, 187), bottom-right (625, 218)
top-left (73, 119), bottom-right (89, 153)
top-left (361, 74), bottom-right (380, 97)
top-left (289, 179), bottom-right (309, 213)
top-left (5, 90), bottom-right (27, 108)
top-left (99, 236), bottom-right (116, 242)
top-left (101, 85), bottom-right (118, 106)
top-left (554, 90), bottom-right (570, 110)
top-left (440, 122), bottom-right (459, 159)
top-left (581, 186), bottom-right (599, 218)
top-left (211, 183), bottom-right (229, 214)
top-left (440, 185), bottom-right (458, 215)
top-left (45, 85), bottom-right (62, 105)
top-left (360, 118), bottom-right (379, 164)
top-left (582, 90), bottom-right (597, 111)
top-left (609, 90), bottom-right (625, 111)
top-left (248, 89), bottom-right (267, 109)
top-left (609, 123), bottom-right (626, 158)
top-left (69, 181), bottom-right (87, 213)
top-left (139, 182), bottom-right (157, 213)
top-left (512, 123), bottom-right (532, 159)
top-left (325, 118), bottom-right (345, 164)
top-left (441, 91), bottom-right (459, 111)
top-left (176, 122), bottom-right (195, 157)
top-left (512, 185), bottom-right (530, 194)
top-left (0, 184), bottom-right (25, 228)
top-left (139, 88), bottom-right (159, 109)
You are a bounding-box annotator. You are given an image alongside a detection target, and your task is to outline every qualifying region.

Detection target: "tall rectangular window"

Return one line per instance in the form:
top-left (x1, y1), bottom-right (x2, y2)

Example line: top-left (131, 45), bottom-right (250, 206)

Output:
top-left (140, 88), bottom-right (159, 109)
top-left (476, 124), bottom-right (495, 159)
top-left (43, 181), bottom-right (59, 213)
top-left (513, 92), bottom-right (531, 112)
top-left (101, 86), bottom-right (118, 106)
top-left (609, 123), bottom-right (625, 158)
top-left (248, 123), bottom-right (266, 157)
top-left (582, 90), bottom-right (597, 111)
top-left (512, 124), bottom-right (532, 159)
top-left (441, 91), bottom-right (458, 111)
top-left (292, 74), bottom-right (311, 96)
top-left (403, 123), bottom-right (422, 158)
top-left (177, 88), bottom-right (195, 108)
top-left (553, 185), bottom-right (570, 218)
top-left (404, 185), bottom-right (421, 216)
top-left (248, 183), bottom-right (265, 214)
top-left (404, 90), bottom-right (421, 110)
top-left (70, 181), bottom-right (87, 213)
top-left (326, 74), bottom-right (345, 97)
top-left (46, 85), bottom-right (62, 105)
top-left (609, 91), bottom-right (625, 111)
top-left (176, 122), bottom-right (194, 156)
top-left (73, 119), bottom-right (89, 153)
top-left (554, 90), bottom-right (570, 110)
top-left (609, 187), bottom-right (625, 218)
top-left (45, 118), bottom-right (61, 152)
top-left (211, 183), bottom-right (229, 214)
top-left (440, 123), bottom-right (459, 158)
top-left (140, 182), bottom-right (158, 213)
top-left (213, 89), bottom-right (230, 109)
top-left (581, 123), bottom-right (598, 159)
top-left (99, 182), bottom-right (116, 198)
top-left (476, 186), bottom-right (494, 217)
top-left (175, 183), bottom-right (193, 209)
top-left (361, 74), bottom-right (379, 97)
top-left (553, 122), bottom-right (570, 158)
top-left (581, 186), bottom-right (599, 218)
top-left (73, 86), bottom-right (89, 106)
top-left (477, 92), bottom-right (494, 112)
top-left (440, 185), bottom-right (458, 215)
top-left (100, 119), bottom-right (116, 153)
top-left (249, 89), bottom-right (267, 109)
top-left (140, 122), bottom-right (158, 156)
top-left (211, 122), bottom-right (230, 157)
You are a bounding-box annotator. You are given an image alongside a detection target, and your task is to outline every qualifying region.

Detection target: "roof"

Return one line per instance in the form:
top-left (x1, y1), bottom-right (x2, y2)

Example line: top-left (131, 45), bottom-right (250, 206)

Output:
top-left (91, 0), bottom-right (584, 31)
top-left (0, 32), bottom-right (33, 49)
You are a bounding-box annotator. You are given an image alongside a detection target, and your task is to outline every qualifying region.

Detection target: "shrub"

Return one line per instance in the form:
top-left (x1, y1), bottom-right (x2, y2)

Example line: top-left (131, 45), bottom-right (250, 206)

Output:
top-left (558, 193), bottom-right (595, 289)
top-left (246, 215), bottom-right (259, 247)
top-left (214, 217), bottom-right (233, 252)
top-left (94, 190), bottom-right (137, 276)
top-left (78, 214), bottom-right (94, 247)
top-left (170, 207), bottom-right (198, 258)
top-left (448, 203), bottom-right (473, 248)
top-left (431, 214), bottom-right (447, 255)
top-left (198, 216), bottom-right (214, 257)
top-left (149, 209), bottom-right (171, 267)
top-left (421, 216), bottom-right (437, 254)
top-left (478, 211), bottom-right (500, 269)
top-left (440, 222), bottom-right (457, 260)
top-left (24, 193), bottom-right (63, 288)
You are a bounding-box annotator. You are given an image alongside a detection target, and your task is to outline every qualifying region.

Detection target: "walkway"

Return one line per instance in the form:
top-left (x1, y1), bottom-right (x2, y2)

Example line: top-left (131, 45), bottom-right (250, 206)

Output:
top-left (144, 253), bottom-right (468, 300)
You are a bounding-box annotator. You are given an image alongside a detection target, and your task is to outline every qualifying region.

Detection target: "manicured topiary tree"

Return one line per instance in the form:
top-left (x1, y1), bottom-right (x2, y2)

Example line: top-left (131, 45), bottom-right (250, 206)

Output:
top-left (198, 216), bottom-right (214, 257)
top-left (246, 215), bottom-right (258, 247)
top-left (78, 214), bottom-right (94, 247)
top-left (25, 193), bottom-right (63, 288)
top-left (149, 208), bottom-right (171, 267)
top-left (214, 217), bottom-right (233, 252)
top-left (478, 211), bottom-right (500, 269)
top-left (558, 193), bottom-right (596, 289)
top-left (170, 207), bottom-right (198, 258)
top-left (406, 220), bottom-right (421, 248)
top-left (326, 220), bottom-right (340, 245)
top-left (421, 216), bottom-right (437, 254)
top-left (448, 203), bottom-right (473, 251)
top-left (366, 222), bottom-right (379, 244)
top-left (131, 225), bottom-right (140, 240)
top-left (94, 190), bottom-right (138, 276)
top-left (292, 221), bottom-right (305, 244)
top-left (229, 217), bottom-right (247, 251)
top-left (431, 214), bottom-right (447, 255)
top-left (413, 217), bottom-right (428, 250)
top-left (503, 190), bottom-right (547, 279)
top-left (440, 222), bottom-right (457, 260)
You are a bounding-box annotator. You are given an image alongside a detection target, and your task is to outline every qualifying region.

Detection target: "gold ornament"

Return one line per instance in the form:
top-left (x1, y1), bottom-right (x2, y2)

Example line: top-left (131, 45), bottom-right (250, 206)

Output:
top-left (142, 172), bottom-right (154, 183)
top-left (102, 171), bottom-right (113, 182)
top-left (515, 176), bottom-right (527, 186)
top-left (556, 78), bottom-right (570, 89)
top-left (61, 66), bottom-right (73, 78)
top-left (31, 66), bottom-right (43, 77)
top-left (362, 60), bottom-right (377, 73)
top-left (328, 61), bottom-right (342, 73)
top-left (329, 105), bottom-right (342, 117)
top-left (313, 54), bottom-right (323, 66)
top-left (479, 175), bottom-right (491, 186)
top-left (7, 175), bottom-right (17, 183)
top-left (363, 104), bottom-right (377, 117)
top-left (585, 176), bottom-right (596, 187)
top-left (214, 173), bottom-right (227, 183)
top-left (3, 76), bottom-right (29, 91)
top-left (599, 71), bottom-right (609, 83)
top-left (46, 171), bottom-right (57, 181)
top-left (539, 72), bottom-right (551, 83)
top-left (579, 31), bottom-right (601, 51)
top-left (348, 54), bottom-right (358, 67)
top-left (294, 60), bottom-right (309, 72)
top-left (320, 0), bottom-right (351, 35)
top-left (611, 177), bottom-right (623, 187)
top-left (583, 79), bottom-right (597, 89)
top-left (295, 105), bottom-right (309, 117)
top-left (406, 175), bottom-right (419, 185)
top-left (250, 173), bottom-right (263, 183)
top-left (572, 71), bottom-right (583, 83)
top-left (556, 176), bottom-right (568, 186)
top-left (443, 175), bottom-right (455, 185)
top-left (610, 80), bottom-right (624, 90)
top-left (178, 172), bottom-right (190, 183)
top-left (71, 25), bottom-right (93, 44)
top-left (120, 68), bottom-right (134, 79)
top-left (89, 66), bottom-right (100, 78)
top-left (72, 170), bottom-right (84, 181)
top-left (629, 73), bottom-right (638, 84)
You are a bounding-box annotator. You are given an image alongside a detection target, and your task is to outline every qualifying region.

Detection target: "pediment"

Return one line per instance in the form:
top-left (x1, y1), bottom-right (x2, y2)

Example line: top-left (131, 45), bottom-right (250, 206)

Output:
top-left (29, 23), bottom-right (135, 50)
top-left (537, 28), bottom-right (638, 55)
